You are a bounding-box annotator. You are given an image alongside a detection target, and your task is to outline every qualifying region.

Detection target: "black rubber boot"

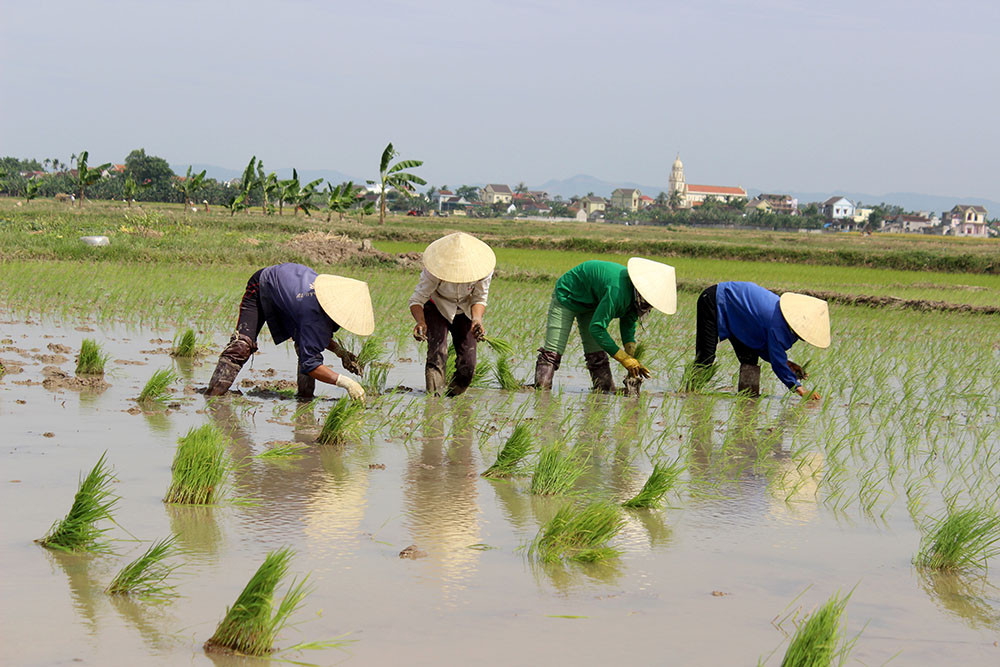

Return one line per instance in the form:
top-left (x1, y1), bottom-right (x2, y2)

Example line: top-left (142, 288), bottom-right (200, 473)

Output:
top-left (206, 332), bottom-right (255, 396)
top-left (297, 371), bottom-right (316, 399)
top-left (425, 366), bottom-right (446, 396)
top-left (737, 364), bottom-right (761, 397)
top-left (533, 348), bottom-right (561, 390)
top-left (584, 351), bottom-right (615, 393)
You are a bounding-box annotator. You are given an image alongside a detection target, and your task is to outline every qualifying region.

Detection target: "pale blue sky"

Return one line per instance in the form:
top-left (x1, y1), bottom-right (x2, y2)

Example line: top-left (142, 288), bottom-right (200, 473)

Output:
top-left (1, 0), bottom-right (997, 198)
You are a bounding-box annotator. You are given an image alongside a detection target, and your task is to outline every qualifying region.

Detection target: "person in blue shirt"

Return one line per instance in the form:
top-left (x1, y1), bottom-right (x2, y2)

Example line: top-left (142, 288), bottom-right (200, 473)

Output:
top-left (206, 263), bottom-right (374, 400)
top-left (687, 281), bottom-right (829, 398)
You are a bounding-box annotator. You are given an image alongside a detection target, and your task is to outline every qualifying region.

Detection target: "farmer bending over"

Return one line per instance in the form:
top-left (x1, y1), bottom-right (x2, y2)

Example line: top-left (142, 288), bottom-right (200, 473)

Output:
top-left (534, 258), bottom-right (676, 392)
top-left (685, 281), bottom-right (828, 399)
top-left (409, 232), bottom-right (495, 396)
top-left (206, 263), bottom-right (373, 400)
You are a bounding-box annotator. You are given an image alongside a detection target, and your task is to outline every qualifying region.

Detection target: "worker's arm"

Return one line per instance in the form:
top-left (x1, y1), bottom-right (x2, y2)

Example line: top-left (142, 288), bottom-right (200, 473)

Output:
top-left (308, 364), bottom-right (365, 400)
top-left (327, 338), bottom-right (361, 375)
top-left (409, 269), bottom-right (439, 341)
top-left (470, 303), bottom-right (486, 340)
top-left (410, 303), bottom-right (428, 341)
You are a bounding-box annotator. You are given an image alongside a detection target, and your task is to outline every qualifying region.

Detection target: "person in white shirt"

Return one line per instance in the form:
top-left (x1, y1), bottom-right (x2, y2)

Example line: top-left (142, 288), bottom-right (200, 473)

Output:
top-left (408, 232), bottom-right (496, 396)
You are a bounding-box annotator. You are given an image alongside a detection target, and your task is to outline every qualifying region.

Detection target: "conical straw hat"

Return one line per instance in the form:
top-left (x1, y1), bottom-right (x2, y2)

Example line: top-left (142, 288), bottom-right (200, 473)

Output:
top-left (422, 232), bottom-right (496, 283)
top-left (313, 275), bottom-right (375, 336)
top-left (779, 293), bottom-right (830, 348)
top-left (626, 257), bottom-right (677, 315)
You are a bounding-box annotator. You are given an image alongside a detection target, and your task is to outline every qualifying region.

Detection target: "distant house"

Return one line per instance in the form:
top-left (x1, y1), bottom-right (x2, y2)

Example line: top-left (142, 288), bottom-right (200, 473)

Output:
top-left (668, 155), bottom-right (747, 208)
top-left (853, 207), bottom-right (873, 225)
top-left (579, 195), bottom-right (607, 217)
top-left (943, 205), bottom-right (988, 237)
top-left (821, 196), bottom-right (855, 220)
top-left (528, 190), bottom-right (550, 202)
top-left (481, 184), bottom-right (513, 205)
top-left (758, 193), bottom-right (798, 215)
top-left (638, 195), bottom-right (655, 208)
top-left (610, 188), bottom-right (641, 212)
top-left (435, 189), bottom-right (454, 211)
top-left (746, 197), bottom-right (772, 214)
top-left (883, 213), bottom-right (936, 234)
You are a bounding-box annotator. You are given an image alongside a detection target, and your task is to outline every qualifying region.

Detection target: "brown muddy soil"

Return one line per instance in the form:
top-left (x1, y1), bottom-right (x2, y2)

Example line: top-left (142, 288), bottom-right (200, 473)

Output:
top-left (284, 232), bottom-right (422, 268)
top-left (46, 343), bottom-right (72, 354)
top-left (0, 358), bottom-right (25, 375)
top-left (40, 366), bottom-right (109, 392)
top-left (34, 353), bottom-right (68, 364)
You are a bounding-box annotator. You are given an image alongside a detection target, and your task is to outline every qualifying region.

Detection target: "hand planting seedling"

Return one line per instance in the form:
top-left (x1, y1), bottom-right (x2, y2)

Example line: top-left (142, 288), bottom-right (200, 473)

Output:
top-left (529, 502), bottom-right (625, 563)
top-left (164, 424), bottom-right (234, 504)
top-left (622, 458), bottom-right (685, 509)
top-left (105, 536), bottom-right (179, 599)
top-left (38, 452), bottom-right (118, 552)
top-left (76, 338), bottom-right (109, 375)
top-left (482, 424), bottom-right (534, 478)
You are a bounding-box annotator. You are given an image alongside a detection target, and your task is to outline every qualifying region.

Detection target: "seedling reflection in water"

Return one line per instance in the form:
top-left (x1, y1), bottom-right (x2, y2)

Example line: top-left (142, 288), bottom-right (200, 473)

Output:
top-left (38, 452), bottom-right (118, 553)
top-left (106, 536), bottom-right (179, 599)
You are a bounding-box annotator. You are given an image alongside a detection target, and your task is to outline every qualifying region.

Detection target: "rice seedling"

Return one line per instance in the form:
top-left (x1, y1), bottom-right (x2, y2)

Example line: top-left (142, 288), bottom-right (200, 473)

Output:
top-left (105, 536), bottom-right (179, 599)
top-left (483, 336), bottom-right (514, 358)
top-left (530, 441), bottom-right (589, 496)
top-left (622, 458), bottom-right (685, 509)
top-left (38, 452), bottom-right (118, 552)
top-left (256, 442), bottom-right (309, 460)
top-left (138, 368), bottom-right (177, 406)
top-left (482, 424), bottom-right (534, 478)
top-left (164, 424), bottom-right (233, 504)
top-left (170, 327), bottom-right (198, 357)
top-left (317, 398), bottom-right (365, 446)
top-left (915, 506), bottom-right (1000, 572)
top-left (355, 334), bottom-right (385, 370)
top-left (779, 591), bottom-right (856, 667)
top-left (204, 547), bottom-right (312, 656)
top-left (528, 502), bottom-right (625, 563)
top-left (493, 356), bottom-right (522, 391)
top-left (75, 338), bottom-right (109, 375)
top-left (362, 361), bottom-right (390, 395)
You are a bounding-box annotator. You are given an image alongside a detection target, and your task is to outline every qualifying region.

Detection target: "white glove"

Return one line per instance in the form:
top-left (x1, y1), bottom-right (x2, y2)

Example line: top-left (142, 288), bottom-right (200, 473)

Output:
top-left (335, 375), bottom-right (366, 401)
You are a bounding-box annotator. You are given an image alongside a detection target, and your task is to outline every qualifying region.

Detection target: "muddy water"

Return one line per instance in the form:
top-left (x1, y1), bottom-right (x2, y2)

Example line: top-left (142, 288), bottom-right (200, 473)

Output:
top-left (2, 320), bottom-right (999, 665)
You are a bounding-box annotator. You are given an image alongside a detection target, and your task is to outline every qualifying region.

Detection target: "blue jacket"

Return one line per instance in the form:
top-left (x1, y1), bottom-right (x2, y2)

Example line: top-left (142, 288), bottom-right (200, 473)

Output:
top-left (259, 263), bottom-right (339, 374)
top-left (716, 281), bottom-right (800, 389)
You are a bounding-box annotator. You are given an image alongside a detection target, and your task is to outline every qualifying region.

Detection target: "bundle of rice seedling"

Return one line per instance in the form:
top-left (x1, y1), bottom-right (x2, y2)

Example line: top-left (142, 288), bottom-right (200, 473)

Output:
top-left (482, 424), bottom-right (534, 478)
top-left (493, 357), bottom-right (522, 391)
top-left (362, 362), bottom-right (390, 395)
top-left (138, 368), bottom-right (178, 406)
top-left (76, 338), bottom-right (109, 375)
top-left (483, 336), bottom-right (514, 358)
top-left (680, 362), bottom-right (717, 393)
top-left (317, 398), bottom-right (365, 445)
top-left (204, 547), bottom-right (311, 656)
top-left (529, 502), bottom-right (624, 563)
top-left (355, 334), bottom-right (385, 370)
top-left (621, 342), bottom-right (647, 396)
top-left (915, 506), bottom-right (1000, 572)
top-left (164, 424), bottom-right (233, 504)
top-left (256, 442), bottom-right (309, 460)
top-left (780, 591), bottom-right (855, 667)
top-left (171, 328), bottom-right (198, 357)
top-left (106, 536), bottom-right (179, 598)
top-left (530, 441), bottom-right (589, 495)
top-left (622, 459), bottom-right (685, 509)
top-left (38, 452), bottom-right (118, 552)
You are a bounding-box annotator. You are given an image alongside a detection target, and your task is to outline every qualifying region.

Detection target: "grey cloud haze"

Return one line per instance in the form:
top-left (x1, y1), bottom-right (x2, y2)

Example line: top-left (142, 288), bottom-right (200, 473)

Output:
top-left (1, 0), bottom-right (997, 200)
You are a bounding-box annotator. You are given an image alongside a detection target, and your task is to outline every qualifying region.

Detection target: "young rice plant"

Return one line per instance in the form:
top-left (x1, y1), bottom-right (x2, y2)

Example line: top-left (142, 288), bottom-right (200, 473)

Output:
top-left (317, 398), bottom-right (365, 445)
top-left (622, 459), bottom-right (685, 509)
top-left (164, 424), bottom-right (233, 504)
top-left (915, 506), bottom-right (1000, 572)
top-left (171, 328), bottom-right (198, 357)
top-left (482, 424), bottom-right (534, 478)
top-left (105, 535), bottom-right (179, 599)
top-left (76, 338), bottom-right (109, 375)
top-left (138, 368), bottom-right (178, 406)
top-left (38, 451), bottom-right (118, 552)
top-left (530, 441), bottom-right (589, 495)
top-left (528, 502), bottom-right (625, 563)
top-left (780, 591), bottom-right (856, 667)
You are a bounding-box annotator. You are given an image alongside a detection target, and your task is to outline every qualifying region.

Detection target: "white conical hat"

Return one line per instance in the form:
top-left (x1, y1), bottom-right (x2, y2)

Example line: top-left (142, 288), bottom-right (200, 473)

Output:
top-left (626, 257), bottom-right (677, 315)
top-left (313, 275), bottom-right (375, 336)
top-left (779, 293), bottom-right (830, 348)
top-left (422, 232), bottom-right (496, 282)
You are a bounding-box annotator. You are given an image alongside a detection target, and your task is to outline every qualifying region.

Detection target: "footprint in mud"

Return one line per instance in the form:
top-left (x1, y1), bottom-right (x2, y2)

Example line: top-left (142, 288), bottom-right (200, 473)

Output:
top-left (34, 354), bottom-right (69, 364)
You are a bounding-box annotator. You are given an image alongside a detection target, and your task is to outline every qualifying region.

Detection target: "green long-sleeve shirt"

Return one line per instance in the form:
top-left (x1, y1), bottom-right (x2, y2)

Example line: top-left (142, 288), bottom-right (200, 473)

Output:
top-left (554, 260), bottom-right (638, 355)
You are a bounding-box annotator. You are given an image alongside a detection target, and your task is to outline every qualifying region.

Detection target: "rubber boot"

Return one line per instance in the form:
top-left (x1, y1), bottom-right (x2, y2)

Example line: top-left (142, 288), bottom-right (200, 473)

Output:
top-left (297, 371), bottom-right (316, 399)
top-left (425, 366), bottom-right (446, 396)
top-left (206, 332), bottom-right (256, 396)
top-left (584, 351), bottom-right (615, 394)
top-left (533, 348), bottom-right (561, 390)
top-left (737, 364), bottom-right (761, 397)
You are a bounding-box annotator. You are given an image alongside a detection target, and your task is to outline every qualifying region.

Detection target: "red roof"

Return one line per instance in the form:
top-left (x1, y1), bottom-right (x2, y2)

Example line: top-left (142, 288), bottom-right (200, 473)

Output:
top-left (639, 195), bottom-right (654, 201)
top-left (687, 184), bottom-right (746, 195)
top-left (438, 189), bottom-right (453, 195)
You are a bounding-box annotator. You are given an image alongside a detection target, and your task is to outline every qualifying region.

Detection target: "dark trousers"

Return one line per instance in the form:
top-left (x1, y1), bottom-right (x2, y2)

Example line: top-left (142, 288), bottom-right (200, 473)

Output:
top-left (235, 268), bottom-right (266, 344)
top-left (424, 301), bottom-right (477, 390)
top-left (695, 284), bottom-right (759, 367)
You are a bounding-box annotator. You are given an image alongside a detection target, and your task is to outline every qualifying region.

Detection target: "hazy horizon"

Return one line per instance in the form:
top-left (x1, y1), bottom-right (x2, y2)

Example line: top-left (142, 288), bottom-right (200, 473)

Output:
top-left (2, 1), bottom-right (997, 201)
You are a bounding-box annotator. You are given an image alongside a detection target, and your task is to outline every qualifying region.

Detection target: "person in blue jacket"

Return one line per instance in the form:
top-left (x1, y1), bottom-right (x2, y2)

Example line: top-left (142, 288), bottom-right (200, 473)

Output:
top-left (206, 263), bottom-right (374, 400)
top-left (687, 281), bottom-right (829, 398)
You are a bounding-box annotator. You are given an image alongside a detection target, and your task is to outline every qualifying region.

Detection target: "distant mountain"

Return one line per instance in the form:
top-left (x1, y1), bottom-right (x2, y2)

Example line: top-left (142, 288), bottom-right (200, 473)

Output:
top-left (172, 163), bottom-right (357, 185)
top-left (531, 174), bottom-right (665, 200)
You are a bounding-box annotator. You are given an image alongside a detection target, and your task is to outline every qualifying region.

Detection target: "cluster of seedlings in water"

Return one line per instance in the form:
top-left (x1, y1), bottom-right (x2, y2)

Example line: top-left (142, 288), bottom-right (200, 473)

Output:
top-left (105, 536), bottom-right (179, 599)
top-left (170, 327), bottom-right (203, 358)
top-left (317, 398), bottom-right (366, 446)
top-left (622, 458), bottom-right (685, 509)
top-left (914, 505), bottom-right (1000, 572)
top-left (481, 424), bottom-right (534, 478)
top-left (164, 424), bottom-right (234, 504)
top-left (37, 452), bottom-right (118, 552)
top-left (138, 368), bottom-right (178, 406)
top-left (529, 502), bottom-right (625, 563)
top-left (530, 440), bottom-right (590, 496)
top-left (75, 338), bottom-right (109, 376)
top-left (777, 590), bottom-right (857, 667)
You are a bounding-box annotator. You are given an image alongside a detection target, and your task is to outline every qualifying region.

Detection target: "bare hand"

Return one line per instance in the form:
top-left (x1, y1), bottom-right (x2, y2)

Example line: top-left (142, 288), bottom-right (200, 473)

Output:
top-left (413, 323), bottom-right (428, 342)
top-left (342, 352), bottom-right (362, 376)
top-left (471, 319), bottom-right (486, 341)
top-left (796, 386), bottom-right (820, 400)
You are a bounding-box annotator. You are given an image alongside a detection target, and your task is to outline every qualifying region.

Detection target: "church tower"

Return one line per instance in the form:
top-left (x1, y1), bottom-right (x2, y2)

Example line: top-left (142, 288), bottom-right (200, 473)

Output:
top-left (668, 154), bottom-right (686, 206)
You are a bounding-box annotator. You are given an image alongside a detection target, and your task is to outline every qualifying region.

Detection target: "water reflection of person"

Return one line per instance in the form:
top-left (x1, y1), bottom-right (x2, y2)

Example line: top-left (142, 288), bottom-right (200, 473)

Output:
top-left (402, 398), bottom-right (481, 594)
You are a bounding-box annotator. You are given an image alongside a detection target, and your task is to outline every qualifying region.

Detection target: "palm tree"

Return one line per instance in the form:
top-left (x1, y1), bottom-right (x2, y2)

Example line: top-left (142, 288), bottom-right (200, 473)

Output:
top-left (370, 142), bottom-right (426, 225)
top-left (73, 151), bottom-right (111, 206)
top-left (515, 181), bottom-right (528, 194)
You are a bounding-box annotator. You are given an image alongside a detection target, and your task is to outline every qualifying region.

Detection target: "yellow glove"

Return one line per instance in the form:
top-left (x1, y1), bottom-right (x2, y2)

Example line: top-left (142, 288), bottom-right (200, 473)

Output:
top-left (613, 349), bottom-right (651, 379)
top-left (624, 341), bottom-right (637, 357)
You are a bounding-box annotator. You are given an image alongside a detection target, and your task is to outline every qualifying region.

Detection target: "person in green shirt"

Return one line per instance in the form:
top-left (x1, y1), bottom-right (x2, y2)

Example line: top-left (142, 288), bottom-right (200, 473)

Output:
top-left (534, 258), bottom-right (677, 392)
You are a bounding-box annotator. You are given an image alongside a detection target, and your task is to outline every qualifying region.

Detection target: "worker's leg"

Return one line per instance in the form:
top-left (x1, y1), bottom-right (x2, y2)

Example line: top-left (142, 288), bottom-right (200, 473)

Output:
top-left (446, 313), bottom-right (477, 397)
top-left (293, 342), bottom-right (316, 399)
top-left (534, 293), bottom-right (573, 389)
top-left (576, 310), bottom-right (614, 393)
top-left (207, 269), bottom-right (264, 396)
top-left (685, 285), bottom-right (719, 391)
top-left (423, 302), bottom-right (449, 395)
top-left (730, 337), bottom-right (761, 396)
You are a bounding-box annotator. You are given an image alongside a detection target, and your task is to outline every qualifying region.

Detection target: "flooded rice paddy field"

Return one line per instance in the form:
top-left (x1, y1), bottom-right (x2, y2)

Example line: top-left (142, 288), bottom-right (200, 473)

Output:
top-left (2, 286), bottom-right (1000, 665)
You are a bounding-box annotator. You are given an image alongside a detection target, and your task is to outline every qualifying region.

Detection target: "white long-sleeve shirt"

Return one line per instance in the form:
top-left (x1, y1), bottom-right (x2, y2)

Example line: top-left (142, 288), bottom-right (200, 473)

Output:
top-left (408, 267), bottom-right (492, 323)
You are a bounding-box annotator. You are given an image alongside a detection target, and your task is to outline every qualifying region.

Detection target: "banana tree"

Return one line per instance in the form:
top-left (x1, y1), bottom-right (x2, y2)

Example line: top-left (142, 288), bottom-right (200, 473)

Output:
top-left (174, 166), bottom-right (207, 207)
top-left (24, 178), bottom-right (40, 203)
top-left (256, 160), bottom-right (278, 215)
top-left (73, 151), bottom-right (111, 206)
top-left (278, 169), bottom-right (300, 216)
top-left (325, 181), bottom-right (368, 222)
top-left (294, 177), bottom-right (323, 216)
top-left (369, 142), bottom-right (426, 225)
top-left (122, 174), bottom-right (140, 206)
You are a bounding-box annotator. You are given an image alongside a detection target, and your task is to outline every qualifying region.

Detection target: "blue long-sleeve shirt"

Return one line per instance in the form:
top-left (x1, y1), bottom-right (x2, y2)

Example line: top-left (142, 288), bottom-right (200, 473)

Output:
top-left (258, 263), bottom-right (340, 374)
top-left (716, 281), bottom-right (800, 390)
